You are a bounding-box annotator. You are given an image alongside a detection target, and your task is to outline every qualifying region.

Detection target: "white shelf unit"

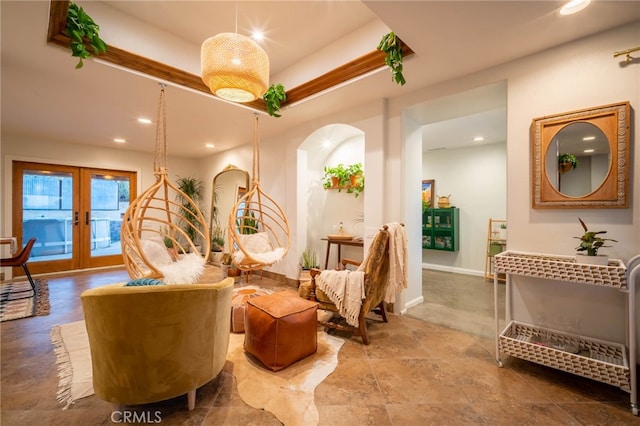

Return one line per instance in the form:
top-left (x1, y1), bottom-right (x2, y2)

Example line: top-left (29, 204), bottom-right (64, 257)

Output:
top-left (493, 251), bottom-right (638, 416)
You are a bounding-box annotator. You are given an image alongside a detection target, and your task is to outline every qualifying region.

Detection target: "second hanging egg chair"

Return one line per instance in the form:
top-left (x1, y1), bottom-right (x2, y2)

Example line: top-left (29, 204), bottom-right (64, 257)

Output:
top-left (228, 115), bottom-right (290, 271)
top-left (121, 85), bottom-right (210, 284)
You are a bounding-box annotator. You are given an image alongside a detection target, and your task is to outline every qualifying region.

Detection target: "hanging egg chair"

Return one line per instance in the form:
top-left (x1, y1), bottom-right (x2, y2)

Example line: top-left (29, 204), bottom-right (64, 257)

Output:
top-left (121, 85), bottom-right (210, 283)
top-left (228, 115), bottom-right (290, 271)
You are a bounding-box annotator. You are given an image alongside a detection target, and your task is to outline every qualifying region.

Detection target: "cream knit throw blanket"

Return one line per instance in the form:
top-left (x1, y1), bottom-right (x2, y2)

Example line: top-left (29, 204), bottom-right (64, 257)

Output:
top-left (385, 222), bottom-right (408, 303)
top-left (317, 269), bottom-right (365, 327)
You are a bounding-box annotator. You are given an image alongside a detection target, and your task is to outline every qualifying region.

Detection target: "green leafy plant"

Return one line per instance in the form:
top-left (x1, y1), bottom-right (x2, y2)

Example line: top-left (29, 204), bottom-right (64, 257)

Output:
top-left (301, 248), bottom-right (319, 270)
top-left (574, 217), bottom-right (617, 256)
top-left (558, 153), bottom-right (578, 170)
top-left (175, 176), bottom-right (205, 244)
top-left (211, 226), bottom-right (225, 252)
top-left (65, 2), bottom-right (107, 69)
top-left (161, 226), bottom-right (174, 248)
top-left (322, 164), bottom-right (350, 190)
top-left (237, 210), bottom-right (259, 234)
top-left (347, 174), bottom-right (365, 198)
top-left (263, 83), bottom-right (286, 117)
top-left (377, 32), bottom-right (406, 86)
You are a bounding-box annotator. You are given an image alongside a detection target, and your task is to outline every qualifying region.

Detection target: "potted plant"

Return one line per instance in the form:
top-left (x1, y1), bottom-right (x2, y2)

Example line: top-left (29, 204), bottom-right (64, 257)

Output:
top-left (574, 217), bottom-right (617, 265)
top-left (175, 176), bottom-right (205, 251)
top-left (161, 225), bottom-right (178, 261)
top-left (558, 153), bottom-right (578, 172)
top-left (299, 248), bottom-right (319, 285)
top-left (211, 226), bottom-right (225, 252)
top-left (65, 2), bottom-right (107, 69)
top-left (322, 164), bottom-right (350, 190)
top-left (263, 83), bottom-right (286, 117)
top-left (377, 32), bottom-right (406, 86)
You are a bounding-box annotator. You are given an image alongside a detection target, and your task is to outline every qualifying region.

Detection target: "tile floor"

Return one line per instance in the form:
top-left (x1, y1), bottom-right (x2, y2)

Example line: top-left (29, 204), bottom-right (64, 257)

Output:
top-left (1, 266), bottom-right (637, 425)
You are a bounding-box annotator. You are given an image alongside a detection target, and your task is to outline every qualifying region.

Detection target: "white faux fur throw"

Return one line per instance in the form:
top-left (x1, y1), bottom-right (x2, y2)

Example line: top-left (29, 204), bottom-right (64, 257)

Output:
top-left (317, 269), bottom-right (365, 327)
top-left (233, 247), bottom-right (286, 266)
top-left (385, 222), bottom-right (408, 303)
top-left (159, 253), bottom-right (205, 284)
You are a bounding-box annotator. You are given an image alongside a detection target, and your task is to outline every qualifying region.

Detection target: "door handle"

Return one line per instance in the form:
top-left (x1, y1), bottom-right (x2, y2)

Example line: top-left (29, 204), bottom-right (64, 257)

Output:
top-left (74, 211), bottom-right (79, 226)
top-left (85, 212), bottom-right (90, 225)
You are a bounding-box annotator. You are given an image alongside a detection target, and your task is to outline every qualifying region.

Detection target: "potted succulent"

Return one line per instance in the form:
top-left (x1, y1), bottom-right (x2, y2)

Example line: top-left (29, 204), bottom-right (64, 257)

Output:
top-left (574, 217), bottom-right (617, 265)
top-left (558, 153), bottom-right (578, 173)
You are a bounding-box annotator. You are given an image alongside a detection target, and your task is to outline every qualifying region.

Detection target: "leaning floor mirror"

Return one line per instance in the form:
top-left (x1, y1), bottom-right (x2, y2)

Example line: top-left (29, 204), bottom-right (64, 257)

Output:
top-left (211, 164), bottom-right (250, 253)
top-left (531, 101), bottom-right (630, 208)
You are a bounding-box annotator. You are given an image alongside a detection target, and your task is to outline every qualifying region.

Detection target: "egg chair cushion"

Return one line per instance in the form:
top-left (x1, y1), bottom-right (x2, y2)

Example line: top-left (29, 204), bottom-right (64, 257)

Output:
top-left (159, 253), bottom-right (206, 284)
top-left (233, 232), bottom-right (286, 266)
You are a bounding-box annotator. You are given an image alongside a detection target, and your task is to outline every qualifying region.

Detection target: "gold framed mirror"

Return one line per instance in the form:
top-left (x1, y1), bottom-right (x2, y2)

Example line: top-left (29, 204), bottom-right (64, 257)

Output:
top-left (210, 164), bottom-right (250, 252)
top-left (531, 101), bottom-right (630, 208)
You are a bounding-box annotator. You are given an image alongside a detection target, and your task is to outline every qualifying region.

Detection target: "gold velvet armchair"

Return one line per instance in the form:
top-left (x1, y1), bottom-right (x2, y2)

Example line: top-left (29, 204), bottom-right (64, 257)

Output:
top-left (80, 278), bottom-right (234, 410)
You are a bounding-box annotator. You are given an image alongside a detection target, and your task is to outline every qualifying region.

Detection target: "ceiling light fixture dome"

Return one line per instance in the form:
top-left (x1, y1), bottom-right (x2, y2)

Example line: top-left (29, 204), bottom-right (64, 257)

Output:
top-left (201, 32), bottom-right (269, 103)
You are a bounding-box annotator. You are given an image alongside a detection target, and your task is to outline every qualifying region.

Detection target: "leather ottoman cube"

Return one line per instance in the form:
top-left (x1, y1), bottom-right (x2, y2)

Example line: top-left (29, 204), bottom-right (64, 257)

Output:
top-left (244, 290), bottom-right (318, 371)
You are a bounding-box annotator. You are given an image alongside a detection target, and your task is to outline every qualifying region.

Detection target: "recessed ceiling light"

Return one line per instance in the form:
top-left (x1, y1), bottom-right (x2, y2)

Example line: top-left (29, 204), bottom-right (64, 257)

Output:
top-left (473, 136), bottom-right (484, 142)
top-left (559, 0), bottom-right (591, 16)
top-left (137, 117), bottom-right (152, 124)
top-left (322, 140), bottom-right (332, 148)
top-left (584, 149), bottom-right (595, 153)
top-left (582, 136), bottom-right (596, 141)
top-left (113, 138), bottom-right (126, 143)
top-left (205, 143), bottom-right (215, 149)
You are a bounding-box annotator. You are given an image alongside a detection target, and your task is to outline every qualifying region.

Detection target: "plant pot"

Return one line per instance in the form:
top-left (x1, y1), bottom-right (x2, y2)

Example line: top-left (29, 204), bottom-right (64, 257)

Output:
top-left (559, 162), bottom-right (573, 173)
top-left (330, 176), bottom-right (340, 188)
top-left (575, 254), bottom-right (609, 266)
top-left (210, 251), bottom-right (224, 265)
top-left (299, 268), bottom-right (313, 286)
top-left (349, 174), bottom-right (361, 187)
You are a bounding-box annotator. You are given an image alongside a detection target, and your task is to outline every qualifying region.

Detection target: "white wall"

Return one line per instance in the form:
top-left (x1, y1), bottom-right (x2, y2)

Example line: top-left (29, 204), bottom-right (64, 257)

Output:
top-left (422, 142), bottom-right (507, 275)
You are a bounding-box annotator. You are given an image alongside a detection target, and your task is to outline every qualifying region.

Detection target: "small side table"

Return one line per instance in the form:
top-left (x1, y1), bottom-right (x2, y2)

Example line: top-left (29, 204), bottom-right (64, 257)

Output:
top-left (322, 237), bottom-right (364, 269)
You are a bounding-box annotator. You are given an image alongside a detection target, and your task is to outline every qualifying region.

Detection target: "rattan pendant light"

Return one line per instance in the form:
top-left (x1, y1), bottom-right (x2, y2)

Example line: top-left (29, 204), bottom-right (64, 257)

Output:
top-left (121, 85), bottom-right (210, 282)
top-left (200, 5), bottom-right (269, 103)
top-left (228, 115), bottom-right (290, 271)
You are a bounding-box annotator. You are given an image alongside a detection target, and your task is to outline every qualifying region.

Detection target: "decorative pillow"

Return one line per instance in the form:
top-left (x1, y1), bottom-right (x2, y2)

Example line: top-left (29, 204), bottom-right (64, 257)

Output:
top-left (140, 239), bottom-right (173, 267)
top-left (124, 278), bottom-right (164, 287)
top-left (239, 232), bottom-right (273, 254)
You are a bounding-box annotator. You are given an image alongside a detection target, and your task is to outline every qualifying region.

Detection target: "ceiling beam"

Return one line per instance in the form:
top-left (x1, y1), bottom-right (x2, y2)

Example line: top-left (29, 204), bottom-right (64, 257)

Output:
top-left (47, 0), bottom-right (413, 114)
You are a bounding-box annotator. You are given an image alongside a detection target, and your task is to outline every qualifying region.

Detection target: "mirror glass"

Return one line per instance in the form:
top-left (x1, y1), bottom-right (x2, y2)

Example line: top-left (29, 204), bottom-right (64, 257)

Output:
top-left (544, 122), bottom-right (610, 197)
top-left (531, 101), bottom-right (630, 209)
top-left (210, 165), bottom-right (249, 252)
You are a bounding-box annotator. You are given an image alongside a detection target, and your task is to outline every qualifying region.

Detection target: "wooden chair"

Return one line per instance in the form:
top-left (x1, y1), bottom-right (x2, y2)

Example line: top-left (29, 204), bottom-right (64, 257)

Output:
top-left (299, 226), bottom-right (391, 345)
top-left (0, 238), bottom-right (38, 299)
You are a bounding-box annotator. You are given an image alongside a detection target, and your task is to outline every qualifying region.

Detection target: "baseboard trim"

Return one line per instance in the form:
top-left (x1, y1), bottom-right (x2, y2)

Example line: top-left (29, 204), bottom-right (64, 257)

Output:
top-left (400, 295), bottom-right (424, 315)
top-left (421, 263), bottom-right (484, 277)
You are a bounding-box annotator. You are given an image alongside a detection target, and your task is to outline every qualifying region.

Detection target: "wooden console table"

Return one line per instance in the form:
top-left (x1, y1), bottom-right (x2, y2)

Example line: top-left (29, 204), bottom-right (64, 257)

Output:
top-left (321, 237), bottom-right (364, 269)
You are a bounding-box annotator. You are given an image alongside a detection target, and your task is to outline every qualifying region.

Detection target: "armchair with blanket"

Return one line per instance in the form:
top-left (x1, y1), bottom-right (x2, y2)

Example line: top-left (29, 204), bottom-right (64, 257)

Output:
top-left (299, 223), bottom-right (407, 344)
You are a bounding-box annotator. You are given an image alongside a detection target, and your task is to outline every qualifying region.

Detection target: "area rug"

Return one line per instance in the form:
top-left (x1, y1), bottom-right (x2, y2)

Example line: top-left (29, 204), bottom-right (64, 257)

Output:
top-left (51, 320), bottom-right (344, 425)
top-left (227, 332), bottom-right (343, 426)
top-left (0, 279), bottom-right (49, 322)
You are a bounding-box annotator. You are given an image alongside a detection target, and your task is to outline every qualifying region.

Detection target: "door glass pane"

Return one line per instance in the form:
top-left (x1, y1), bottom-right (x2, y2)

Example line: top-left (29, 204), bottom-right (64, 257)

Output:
top-left (22, 170), bottom-right (73, 261)
top-left (89, 174), bottom-right (129, 258)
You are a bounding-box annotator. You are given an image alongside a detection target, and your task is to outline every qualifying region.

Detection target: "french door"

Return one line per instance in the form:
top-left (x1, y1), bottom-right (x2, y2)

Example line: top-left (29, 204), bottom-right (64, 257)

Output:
top-left (12, 161), bottom-right (136, 275)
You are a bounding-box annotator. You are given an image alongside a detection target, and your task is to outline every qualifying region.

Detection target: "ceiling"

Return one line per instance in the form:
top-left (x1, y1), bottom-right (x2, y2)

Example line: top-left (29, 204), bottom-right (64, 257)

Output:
top-left (2, 1), bottom-right (639, 158)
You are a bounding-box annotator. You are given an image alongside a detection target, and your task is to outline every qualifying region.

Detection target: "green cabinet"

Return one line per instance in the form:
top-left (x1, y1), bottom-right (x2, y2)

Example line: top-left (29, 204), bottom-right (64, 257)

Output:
top-left (422, 208), bottom-right (459, 251)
